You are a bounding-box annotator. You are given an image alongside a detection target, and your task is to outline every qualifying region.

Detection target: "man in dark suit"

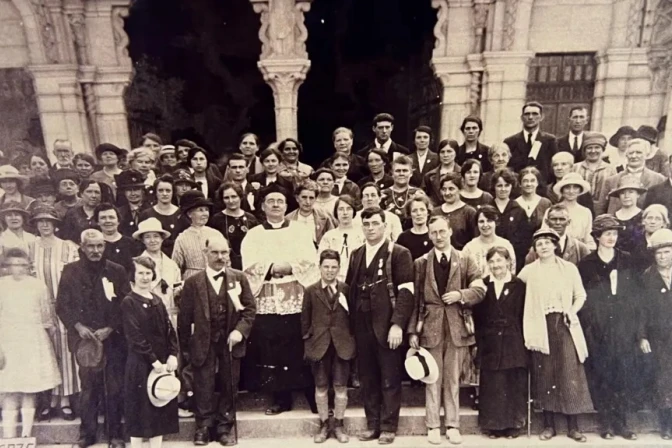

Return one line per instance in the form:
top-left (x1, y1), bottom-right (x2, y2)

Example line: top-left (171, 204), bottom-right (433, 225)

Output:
top-left (224, 154), bottom-right (258, 213)
top-left (556, 106), bottom-right (589, 163)
top-left (116, 169), bottom-right (150, 238)
top-left (408, 215), bottom-right (485, 445)
top-left (301, 249), bottom-right (355, 443)
top-left (644, 157), bottom-right (672, 211)
top-left (345, 207), bottom-right (415, 445)
top-left (357, 113), bottom-right (409, 161)
top-left (56, 229), bottom-right (130, 448)
top-left (178, 235), bottom-right (256, 446)
top-left (503, 101), bottom-right (557, 183)
top-left (409, 125), bottom-right (439, 187)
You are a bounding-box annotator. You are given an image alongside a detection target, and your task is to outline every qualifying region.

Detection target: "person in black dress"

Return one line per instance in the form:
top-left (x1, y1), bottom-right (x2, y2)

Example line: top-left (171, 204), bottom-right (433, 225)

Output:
top-left (122, 256), bottom-right (179, 448)
top-left (578, 215), bottom-right (640, 440)
top-left (358, 148), bottom-right (393, 191)
top-left (139, 175), bottom-right (187, 257)
top-left (209, 182), bottom-right (258, 270)
top-left (95, 203), bottom-right (142, 273)
top-left (396, 194), bottom-right (432, 260)
top-left (474, 246), bottom-right (527, 439)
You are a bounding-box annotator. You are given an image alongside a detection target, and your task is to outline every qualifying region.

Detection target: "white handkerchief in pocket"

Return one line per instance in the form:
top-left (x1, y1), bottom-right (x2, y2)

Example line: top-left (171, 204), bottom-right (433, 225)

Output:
top-left (338, 292), bottom-right (349, 314)
top-left (102, 277), bottom-right (116, 301)
top-left (529, 141), bottom-right (542, 160)
top-left (228, 281), bottom-right (244, 311)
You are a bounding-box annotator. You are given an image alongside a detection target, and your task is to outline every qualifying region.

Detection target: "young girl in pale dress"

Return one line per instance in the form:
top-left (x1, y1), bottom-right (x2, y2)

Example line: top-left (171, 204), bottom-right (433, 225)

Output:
top-left (0, 247), bottom-right (61, 438)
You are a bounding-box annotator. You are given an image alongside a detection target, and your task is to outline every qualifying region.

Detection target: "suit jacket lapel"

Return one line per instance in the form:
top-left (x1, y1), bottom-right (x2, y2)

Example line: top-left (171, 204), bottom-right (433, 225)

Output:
top-left (426, 250), bottom-right (440, 298)
top-left (316, 285), bottom-right (332, 310)
top-left (447, 249), bottom-right (460, 288)
top-left (351, 246), bottom-right (365, 285)
top-left (197, 272), bottom-right (210, 321)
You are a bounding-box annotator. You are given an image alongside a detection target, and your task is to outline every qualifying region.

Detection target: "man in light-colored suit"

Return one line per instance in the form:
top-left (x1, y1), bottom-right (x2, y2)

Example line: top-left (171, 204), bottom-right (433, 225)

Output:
top-left (408, 215), bottom-right (485, 445)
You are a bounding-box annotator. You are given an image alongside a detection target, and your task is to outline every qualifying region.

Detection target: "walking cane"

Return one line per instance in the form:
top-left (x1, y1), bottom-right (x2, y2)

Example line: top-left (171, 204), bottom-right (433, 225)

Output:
top-left (527, 370), bottom-right (531, 438)
top-left (228, 341), bottom-right (238, 445)
top-left (102, 355), bottom-right (112, 447)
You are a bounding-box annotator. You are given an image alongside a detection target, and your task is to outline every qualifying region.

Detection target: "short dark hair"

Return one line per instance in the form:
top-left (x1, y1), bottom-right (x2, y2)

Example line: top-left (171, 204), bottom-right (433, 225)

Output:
top-left (319, 249), bottom-right (340, 266)
top-left (475, 205), bottom-right (499, 226)
top-left (569, 106), bottom-right (588, 117)
top-left (238, 133), bottom-right (259, 147)
top-left (360, 182), bottom-right (381, 197)
top-left (439, 172), bottom-right (463, 190)
top-left (491, 167), bottom-right (519, 192)
top-left (228, 153), bottom-right (247, 165)
top-left (187, 146), bottom-right (210, 166)
top-left (153, 174), bottom-right (174, 193)
top-left (366, 148), bottom-right (390, 170)
top-left (130, 255), bottom-right (157, 281)
top-left (174, 139), bottom-right (197, 149)
top-left (438, 139), bottom-right (459, 152)
top-left (460, 116), bottom-right (483, 133)
top-left (413, 125), bottom-right (433, 141)
top-left (313, 168), bottom-right (335, 182)
top-left (519, 166), bottom-right (542, 184)
top-left (330, 153), bottom-right (350, 166)
top-left (94, 202), bottom-right (120, 222)
top-left (278, 138), bottom-right (303, 154)
top-left (217, 182), bottom-right (244, 203)
top-left (73, 153), bottom-right (96, 168)
top-left (392, 154), bottom-right (413, 168)
top-left (405, 193), bottom-right (432, 216)
top-left (522, 101), bottom-right (544, 115)
top-left (259, 147), bottom-right (282, 163)
top-left (373, 113), bottom-right (395, 126)
top-left (360, 206), bottom-right (386, 222)
top-left (295, 179), bottom-right (319, 196)
top-left (461, 159), bottom-right (483, 178)
top-left (333, 194), bottom-right (357, 219)
top-left (141, 132), bottom-right (162, 146)
top-left (79, 179), bottom-right (99, 192)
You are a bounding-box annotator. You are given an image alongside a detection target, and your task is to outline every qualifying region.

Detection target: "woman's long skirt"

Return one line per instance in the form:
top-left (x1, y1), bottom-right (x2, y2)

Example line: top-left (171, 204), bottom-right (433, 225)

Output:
top-left (244, 313), bottom-right (311, 393)
top-left (478, 367), bottom-right (527, 430)
top-left (531, 313), bottom-right (594, 415)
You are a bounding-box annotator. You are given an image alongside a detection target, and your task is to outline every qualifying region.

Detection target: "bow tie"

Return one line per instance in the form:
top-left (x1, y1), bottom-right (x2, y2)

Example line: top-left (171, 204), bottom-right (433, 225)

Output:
top-left (213, 271), bottom-right (225, 281)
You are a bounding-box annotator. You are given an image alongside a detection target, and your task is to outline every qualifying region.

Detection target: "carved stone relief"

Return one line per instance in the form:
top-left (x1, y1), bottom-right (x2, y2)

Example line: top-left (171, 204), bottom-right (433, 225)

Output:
top-left (648, 0), bottom-right (672, 91)
top-left (502, 0), bottom-right (520, 51)
top-left (112, 6), bottom-right (132, 67)
top-left (67, 12), bottom-right (88, 65)
top-left (431, 0), bottom-right (449, 57)
top-left (252, 0), bottom-right (313, 60)
top-left (31, 0), bottom-right (60, 63)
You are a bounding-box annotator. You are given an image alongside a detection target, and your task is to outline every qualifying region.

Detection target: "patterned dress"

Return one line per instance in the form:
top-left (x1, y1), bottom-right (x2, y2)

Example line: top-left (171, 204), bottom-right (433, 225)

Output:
top-left (29, 237), bottom-right (80, 396)
top-left (172, 225), bottom-right (223, 279)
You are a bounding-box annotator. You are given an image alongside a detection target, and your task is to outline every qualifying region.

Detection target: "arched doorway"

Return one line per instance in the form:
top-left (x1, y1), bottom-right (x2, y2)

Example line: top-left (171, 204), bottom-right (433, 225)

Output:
top-left (123, 0), bottom-right (275, 154)
top-left (297, 0), bottom-right (440, 166)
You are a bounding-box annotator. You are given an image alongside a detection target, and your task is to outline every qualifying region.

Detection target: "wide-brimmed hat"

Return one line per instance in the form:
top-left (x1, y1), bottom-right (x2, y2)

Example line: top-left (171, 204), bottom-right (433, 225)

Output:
top-left (147, 371), bottom-right (181, 407)
top-left (0, 165), bottom-right (29, 187)
top-left (0, 201), bottom-right (29, 217)
top-left (552, 172), bottom-right (591, 196)
top-left (133, 217), bottom-right (171, 240)
top-left (609, 126), bottom-right (637, 147)
top-left (52, 168), bottom-right (80, 185)
top-left (95, 143), bottom-right (126, 159)
top-left (180, 189), bottom-right (212, 215)
top-left (405, 347), bottom-right (439, 384)
top-left (532, 228), bottom-right (560, 244)
top-left (581, 132), bottom-right (607, 151)
top-left (75, 338), bottom-right (104, 370)
top-left (649, 229), bottom-right (672, 251)
top-left (30, 205), bottom-right (60, 223)
top-left (608, 174), bottom-right (647, 198)
top-left (592, 214), bottom-right (625, 237)
top-left (115, 169), bottom-right (145, 190)
top-left (172, 168), bottom-right (198, 188)
top-left (636, 125), bottom-right (658, 144)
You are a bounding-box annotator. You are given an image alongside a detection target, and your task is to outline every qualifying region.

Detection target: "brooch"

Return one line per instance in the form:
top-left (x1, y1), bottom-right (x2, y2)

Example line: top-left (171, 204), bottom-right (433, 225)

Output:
top-left (142, 303), bottom-right (148, 309)
top-left (241, 226), bottom-right (248, 232)
top-left (509, 216), bottom-right (514, 221)
top-left (662, 288), bottom-right (667, 293)
top-left (504, 289), bottom-right (509, 296)
top-left (116, 248), bottom-right (120, 253)
top-left (228, 225), bottom-right (236, 233)
top-left (423, 240), bottom-right (428, 246)
top-left (170, 224), bottom-right (175, 229)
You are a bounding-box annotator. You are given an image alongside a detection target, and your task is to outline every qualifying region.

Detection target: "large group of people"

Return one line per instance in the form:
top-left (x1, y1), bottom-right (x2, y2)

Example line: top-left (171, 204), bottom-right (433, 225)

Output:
top-left (0, 103), bottom-right (671, 447)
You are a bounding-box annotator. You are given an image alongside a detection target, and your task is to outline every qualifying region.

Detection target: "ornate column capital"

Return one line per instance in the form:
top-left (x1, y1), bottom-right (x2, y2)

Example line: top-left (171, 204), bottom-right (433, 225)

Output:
top-left (251, 0), bottom-right (314, 61)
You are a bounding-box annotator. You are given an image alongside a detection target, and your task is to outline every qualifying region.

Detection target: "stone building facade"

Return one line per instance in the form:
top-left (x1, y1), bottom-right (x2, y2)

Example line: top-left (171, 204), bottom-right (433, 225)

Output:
top-left (1, 0), bottom-right (671, 161)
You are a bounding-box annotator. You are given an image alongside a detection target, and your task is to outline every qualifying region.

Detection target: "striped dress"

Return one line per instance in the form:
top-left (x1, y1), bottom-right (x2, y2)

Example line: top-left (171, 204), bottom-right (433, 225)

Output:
top-left (171, 225), bottom-right (223, 279)
top-left (29, 237), bottom-right (81, 396)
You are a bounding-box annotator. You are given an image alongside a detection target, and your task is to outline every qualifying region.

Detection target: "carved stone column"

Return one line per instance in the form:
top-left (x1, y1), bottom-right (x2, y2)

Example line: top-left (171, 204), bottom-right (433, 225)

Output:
top-left (251, 0), bottom-right (313, 141)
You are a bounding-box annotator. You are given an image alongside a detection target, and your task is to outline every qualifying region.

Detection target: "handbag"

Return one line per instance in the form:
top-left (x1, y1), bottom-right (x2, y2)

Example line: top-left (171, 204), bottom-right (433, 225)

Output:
top-left (460, 306), bottom-right (475, 337)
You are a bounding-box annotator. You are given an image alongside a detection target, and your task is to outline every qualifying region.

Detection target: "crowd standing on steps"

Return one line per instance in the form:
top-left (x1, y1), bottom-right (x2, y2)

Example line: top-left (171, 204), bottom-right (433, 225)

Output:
top-left (0, 105), bottom-right (671, 446)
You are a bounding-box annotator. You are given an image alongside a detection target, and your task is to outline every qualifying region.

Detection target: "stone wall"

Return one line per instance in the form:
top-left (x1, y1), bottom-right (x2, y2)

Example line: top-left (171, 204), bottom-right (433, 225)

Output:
top-left (0, 0), bottom-right (29, 68)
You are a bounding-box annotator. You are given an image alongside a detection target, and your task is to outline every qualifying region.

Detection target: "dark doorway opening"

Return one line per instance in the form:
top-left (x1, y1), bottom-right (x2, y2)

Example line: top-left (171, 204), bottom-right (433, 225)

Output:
top-left (124, 0), bottom-right (275, 155)
top-left (298, 0), bottom-right (441, 166)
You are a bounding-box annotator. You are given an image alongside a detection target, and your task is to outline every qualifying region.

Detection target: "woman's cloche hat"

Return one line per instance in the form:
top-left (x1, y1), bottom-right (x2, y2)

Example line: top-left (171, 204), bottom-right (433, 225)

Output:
top-left (30, 205), bottom-right (61, 223)
top-left (648, 228), bottom-right (672, 251)
top-left (0, 165), bottom-right (29, 187)
top-left (591, 214), bottom-right (625, 238)
top-left (552, 172), bottom-right (591, 197)
top-left (404, 347), bottom-right (439, 385)
top-left (0, 201), bottom-right (29, 218)
top-left (95, 143), bottom-right (127, 159)
top-left (133, 217), bottom-right (171, 240)
top-left (532, 228), bottom-right (561, 244)
top-left (179, 189), bottom-right (212, 215)
top-left (147, 371), bottom-right (181, 408)
top-left (608, 174), bottom-right (647, 198)
top-left (609, 126), bottom-right (637, 147)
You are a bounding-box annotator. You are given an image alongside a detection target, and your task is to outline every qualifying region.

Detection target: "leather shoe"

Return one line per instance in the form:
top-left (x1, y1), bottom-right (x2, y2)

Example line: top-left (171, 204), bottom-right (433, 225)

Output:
top-left (333, 419), bottom-right (349, 443)
top-left (358, 429), bottom-right (380, 441)
top-left (314, 420), bottom-right (329, 443)
top-left (378, 431), bottom-right (395, 445)
top-left (662, 430), bottom-right (672, 440)
top-left (76, 437), bottom-right (95, 448)
top-left (539, 427), bottom-right (556, 441)
top-left (218, 432), bottom-right (236, 446)
top-left (620, 429), bottom-right (637, 440)
top-left (194, 427), bottom-right (211, 446)
top-left (108, 438), bottom-right (125, 448)
top-left (265, 404), bottom-right (290, 416)
top-left (567, 429), bottom-right (587, 443)
top-left (600, 431), bottom-right (614, 440)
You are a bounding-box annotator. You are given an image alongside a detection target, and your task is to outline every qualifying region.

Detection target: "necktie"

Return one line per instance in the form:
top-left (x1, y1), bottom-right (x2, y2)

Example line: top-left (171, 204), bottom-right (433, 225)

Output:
top-left (440, 253), bottom-right (449, 269)
top-left (342, 233), bottom-right (349, 260)
top-left (572, 135), bottom-right (579, 153)
top-left (527, 133), bottom-right (533, 148)
top-left (332, 184), bottom-right (340, 196)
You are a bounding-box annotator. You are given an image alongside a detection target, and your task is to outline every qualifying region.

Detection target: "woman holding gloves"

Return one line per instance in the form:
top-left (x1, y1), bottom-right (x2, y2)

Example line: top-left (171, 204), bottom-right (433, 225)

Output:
top-left (122, 256), bottom-right (179, 448)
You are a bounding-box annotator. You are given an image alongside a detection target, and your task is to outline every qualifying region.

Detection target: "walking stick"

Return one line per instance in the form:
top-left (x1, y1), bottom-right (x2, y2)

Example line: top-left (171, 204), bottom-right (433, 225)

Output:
top-left (527, 370), bottom-right (531, 438)
top-left (229, 344), bottom-right (238, 445)
top-left (102, 356), bottom-right (111, 447)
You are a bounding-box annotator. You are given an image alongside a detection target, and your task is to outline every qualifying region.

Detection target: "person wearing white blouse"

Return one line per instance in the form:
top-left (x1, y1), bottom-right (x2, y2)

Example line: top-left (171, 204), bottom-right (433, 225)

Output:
top-left (318, 195), bottom-right (365, 282)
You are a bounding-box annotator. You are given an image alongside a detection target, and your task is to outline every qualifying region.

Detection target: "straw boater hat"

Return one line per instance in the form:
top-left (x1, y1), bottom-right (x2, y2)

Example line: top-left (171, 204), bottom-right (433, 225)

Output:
top-left (608, 174), bottom-right (647, 198)
top-left (0, 201), bottom-right (29, 218)
top-left (133, 217), bottom-right (170, 240)
top-left (179, 189), bottom-right (212, 215)
top-left (648, 229), bottom-right (672, 251)
top-left (0, 165), bottom-right (29, 188)
top-left (95, 143), bottom-right (126, 159)
top-left (591, 214), bottom-right (625, 238)
top-left (405, 347), bottom-right (439, 385)
top-left (147, 371), bottom-right (181, 408)
top-left (552, 172), bottom-right (591, 197)
top-left (609, 126), bottom-right (637, 147)
top-left (532, 228), bottom-right (560, 244)
top-left (30, 205), bottom-right (60, 224)
top-left (159, 146), bottom-right (176, 159)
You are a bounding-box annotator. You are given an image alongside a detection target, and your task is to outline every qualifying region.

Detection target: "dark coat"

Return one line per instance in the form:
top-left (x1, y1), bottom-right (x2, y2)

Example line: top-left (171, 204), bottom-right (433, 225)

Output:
top-left (556, 134), bottom-right (585, 163)
top-left (194, 170), bottom-right (222, 200)
top-left (474, 276), bottom-right (527, 370)
top-left (410, 150), bottom-right (439, 187)
top-left (118, 202), bottom-right (151, 238)
top-left (494, 200), bottom-right (529, 265)
top-left (319, 153), bottom-right (367, 183)
top-left (504, 130), bottom-right (557, 184)
top-left (357, 141), bottom-right (409, 160)
top-left (56, 257), bottom-right (130, 352)
top-left (332, 179), bottom-right (361, 199)
top-left (301, 280), bottom-right (356, 362)
top-left (345, 242), bottom-right (415, 347)
top-left (177, 268), bottom-right (256, 366)
top-left (422, 164), bottom-right (461, 205)
top-left (643, 178), bottom-right (672, 212)
top-left (357, 174), bottom-right (394, 191)
top-left (457, 142), bottom-right (491, 172)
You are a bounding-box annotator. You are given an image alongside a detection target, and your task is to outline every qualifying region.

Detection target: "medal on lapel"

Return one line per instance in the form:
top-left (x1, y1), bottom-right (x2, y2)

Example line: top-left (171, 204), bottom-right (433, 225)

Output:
top-left (377, 258), bottom-right (384, 277)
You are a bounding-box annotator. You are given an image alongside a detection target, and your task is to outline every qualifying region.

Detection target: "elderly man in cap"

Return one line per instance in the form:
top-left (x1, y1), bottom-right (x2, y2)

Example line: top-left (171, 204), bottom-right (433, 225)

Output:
top-left (408, 215), bottom-right (485, 445)
top-left (240, 183), bottom-right (320, 416)
top-left (526, 203), bottom-right (591, 266)
top-left (178, 234), bottom-right (256, 446)
top-left (573, 132), bottom-right (617, 215)
top-left (91, 143), bottom-right (125, 197)
top-left (116, 169), bottom-right (150, 238)
top-left (56, 229), bottom-right (130, 448)
top-left (602, 138), bottom-right (665, 214)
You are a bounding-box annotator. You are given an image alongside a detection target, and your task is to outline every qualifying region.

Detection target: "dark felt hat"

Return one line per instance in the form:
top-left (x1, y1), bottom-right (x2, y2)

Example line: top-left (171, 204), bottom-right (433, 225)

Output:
top-left (51, 168), bottom-right (80, 185)
top-left (115, 169), bottom-right (145, 190)
top-left (636, 125), bottom-right (659, 144)
top-left (609, 126), bottom-right (637, 147)
top-left (179, 189), bottom-right (212, 215)
top-left (0, 200), bottom-right (29, 217)
top-left (591, 214), bottom-right (625, 237)
top-left (257, 182), bottom-right (289, 203)
top-left (172, 169), bottom-right (198, 188)
top-left (75, 338), bottom-right (104, 370)
top-left (95, 143), bottom-right (126, 159)
top-left (29, 177), bottom-right (56, 195)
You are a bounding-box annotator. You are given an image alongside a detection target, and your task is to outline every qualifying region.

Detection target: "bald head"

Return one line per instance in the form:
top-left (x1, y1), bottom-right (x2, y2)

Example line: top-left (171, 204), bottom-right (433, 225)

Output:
top-left (204, 235), bottom-right (230, 270)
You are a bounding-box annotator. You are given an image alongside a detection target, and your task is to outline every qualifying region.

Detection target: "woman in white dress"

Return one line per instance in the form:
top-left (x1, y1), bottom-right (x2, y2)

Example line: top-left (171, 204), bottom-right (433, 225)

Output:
top-left (0, 201), bottom-right (36, 259)
top-left (318, 195), bottom-right (365, 282)
top-left (28, 206), bottom-right (80, 421)
top-left (462, 205), bottom-right (517, 277)
top-left (542, 172), bottom-right (595, 250)
top-left (0, 247), bottom-right (61, 438)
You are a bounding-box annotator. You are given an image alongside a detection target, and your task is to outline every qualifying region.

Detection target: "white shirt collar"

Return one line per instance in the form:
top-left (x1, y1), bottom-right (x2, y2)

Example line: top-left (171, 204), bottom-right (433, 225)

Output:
top-left (375, 139), bottom-right (393, 153)
top-left (525, 128), bottom-right (539, 142)
top-left (366, 238), bottom-right (386, 253)
top-left (206, 266), bottom-right (225, 279)
top-left (335, 177), bottom-right (346, 186)
top-left (266, 220), bottom-right (284, 229)
top-left (434, 247), bottom-right (451, 261)
top-left (321, 280), bottom-right (338, 290)
top-left (559, 233), bottom-right (568, 251)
